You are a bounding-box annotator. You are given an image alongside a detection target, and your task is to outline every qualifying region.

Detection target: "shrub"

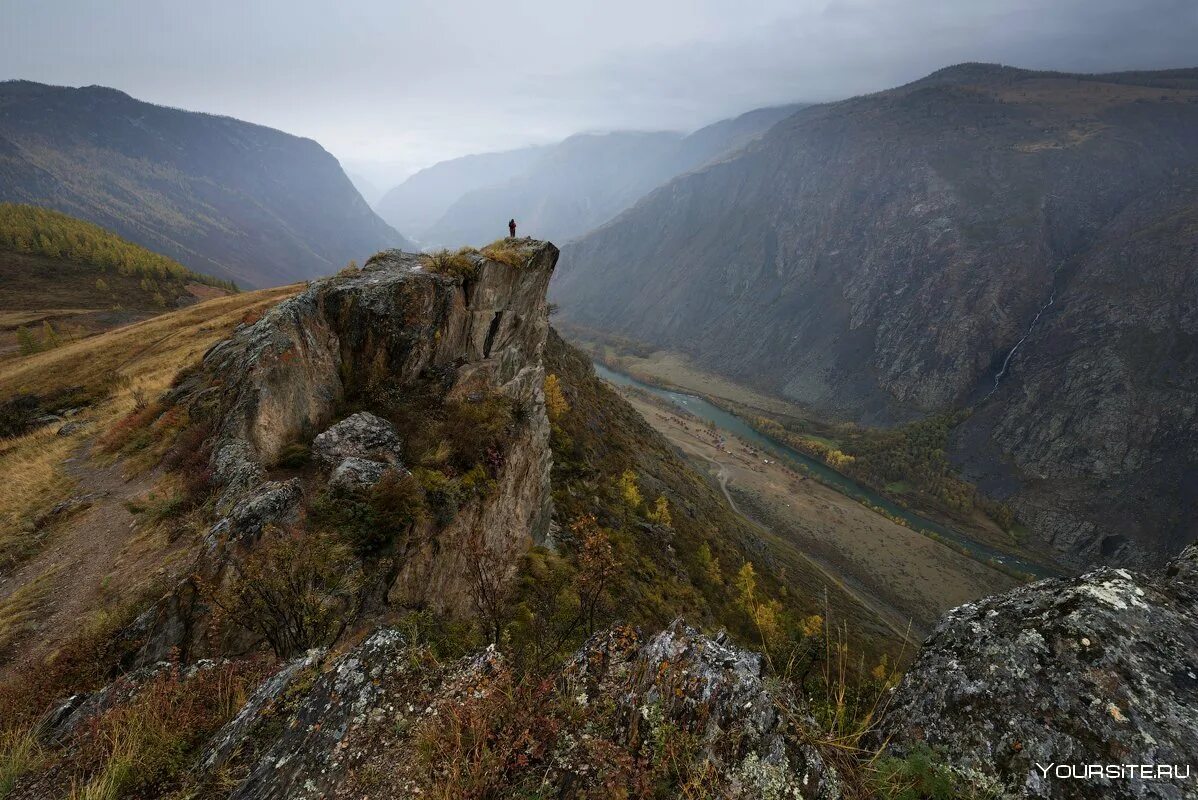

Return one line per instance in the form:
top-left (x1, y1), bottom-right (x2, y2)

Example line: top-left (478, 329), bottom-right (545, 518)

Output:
top-left (214, 527), bottom-right (363, 658)
top-left (310, 469), bottom-right (427, 555)
top-left (420, 249), bottom-right (479, 280)
top-left (543, 373), bottom-right (569, 422)
top-left (364, 470), bottom-right (426, 553)
top-left (480, 239), bottom-right (529, 267)
top-left (64, 659), bottom-right (267, 799)
top-left (273, 443), bottom-right (311, 469)
top-left (414, 468), bottom-right (463, 526)
top-left (442, 394), bottom-right (513, 471)
top-left (870, 743), bottom-right (967, 800)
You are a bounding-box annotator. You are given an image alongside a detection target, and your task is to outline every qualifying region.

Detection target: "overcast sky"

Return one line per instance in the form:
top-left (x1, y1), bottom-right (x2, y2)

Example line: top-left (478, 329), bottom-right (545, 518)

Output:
top-left (2, 0), bottom-right (1195, 189)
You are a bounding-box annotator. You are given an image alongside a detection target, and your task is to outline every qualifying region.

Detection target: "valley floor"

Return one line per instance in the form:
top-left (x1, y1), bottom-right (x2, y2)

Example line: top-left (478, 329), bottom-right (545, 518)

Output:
top-left (614, 387), bottom-right (1019, 638)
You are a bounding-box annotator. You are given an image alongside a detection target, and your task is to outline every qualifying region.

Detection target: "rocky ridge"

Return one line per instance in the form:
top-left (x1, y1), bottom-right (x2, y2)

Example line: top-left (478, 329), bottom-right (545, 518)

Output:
top-left (128, 239), bottom-right (558, 665)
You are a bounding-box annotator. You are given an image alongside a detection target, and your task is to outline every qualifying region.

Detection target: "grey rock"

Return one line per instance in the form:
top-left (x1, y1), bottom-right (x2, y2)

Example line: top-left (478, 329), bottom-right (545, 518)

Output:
top-left (224, 479), bottom-right (303, 541)
top-left (327, 456), bottom-right (390, 491)
top-left (229, 629), bottom-right (409, 800)
top-left (311, 411), bottom-right (403, 470)
top-left (883, 543), bottom-right (1198, 799)
top-left (55, 420), bottom-right (88, 436)
top-left (198, 649), bottom-right (324, 774)
top-left (563, 620), bottom-right (842, 799)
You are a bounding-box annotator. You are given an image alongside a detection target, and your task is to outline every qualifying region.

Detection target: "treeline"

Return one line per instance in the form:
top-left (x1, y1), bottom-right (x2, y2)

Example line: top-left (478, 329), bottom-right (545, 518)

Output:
top-left (0, 203), bottom-right (237, 292)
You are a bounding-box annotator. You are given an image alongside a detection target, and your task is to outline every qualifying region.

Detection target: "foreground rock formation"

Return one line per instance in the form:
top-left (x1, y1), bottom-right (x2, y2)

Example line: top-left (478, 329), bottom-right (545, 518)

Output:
top-left (884, 543), bottom-right (1198, 799)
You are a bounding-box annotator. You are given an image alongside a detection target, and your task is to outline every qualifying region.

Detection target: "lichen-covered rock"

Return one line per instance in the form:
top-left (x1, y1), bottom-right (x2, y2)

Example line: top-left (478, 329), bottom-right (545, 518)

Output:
top-left (311, 412), bottom-right (404, 470)
top-left (561, 620), bottom-right (842, 799)
top-left (218, 478), bottom-right (303, 542)
top-left (225, 629), bottom-right (409, 800)
top-left (883, 543), bottom-right (1198, 799)
top-left (327, 456), bottom-right (390, 491)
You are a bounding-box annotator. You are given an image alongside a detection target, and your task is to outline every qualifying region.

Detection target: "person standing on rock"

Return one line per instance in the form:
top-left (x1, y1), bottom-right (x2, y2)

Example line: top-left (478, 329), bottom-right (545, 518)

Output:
top-left (508, 218), bottom-right (517, 238)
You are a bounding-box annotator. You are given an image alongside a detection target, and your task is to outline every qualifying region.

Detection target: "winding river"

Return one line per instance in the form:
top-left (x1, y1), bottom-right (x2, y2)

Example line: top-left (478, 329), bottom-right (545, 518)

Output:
top-left (593, 362), bottom-right (1057, 579)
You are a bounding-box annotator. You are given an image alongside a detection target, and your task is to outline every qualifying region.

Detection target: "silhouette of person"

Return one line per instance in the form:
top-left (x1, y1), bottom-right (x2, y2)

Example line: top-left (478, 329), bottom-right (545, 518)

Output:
top-left (508, 218), bottom-right (517, 238)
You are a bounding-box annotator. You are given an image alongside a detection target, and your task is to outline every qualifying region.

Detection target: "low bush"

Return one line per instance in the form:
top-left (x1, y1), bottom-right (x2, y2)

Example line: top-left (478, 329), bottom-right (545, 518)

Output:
top-left (420, 249), bottom-right (479, 280)
top-left (213, 526), bottom-right (364, 658)
top-left (309, 469), bottom-right (426, 555)
top-left (479, 239), bottom-right (529, 268)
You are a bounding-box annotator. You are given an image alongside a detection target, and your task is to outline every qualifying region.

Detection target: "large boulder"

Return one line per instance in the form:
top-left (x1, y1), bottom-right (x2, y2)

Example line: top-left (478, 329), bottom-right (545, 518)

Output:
top-left (311, 411), bottom-right (404, 470)
top-left (883, 543), bottom-right (1198, 799)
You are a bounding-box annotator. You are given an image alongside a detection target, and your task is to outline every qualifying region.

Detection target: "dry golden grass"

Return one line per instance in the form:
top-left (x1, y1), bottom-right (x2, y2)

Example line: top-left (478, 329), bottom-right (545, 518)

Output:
top-left (0, 565), bottom-right (62, 652)
top-left (0, 284), bottom-right (301, 566)
top-left (0, 426), bottom-right (78, 564)
top-left (0, 284), bottom-right (300, 402)
top-left (480, 239), bottom-right (531, 267)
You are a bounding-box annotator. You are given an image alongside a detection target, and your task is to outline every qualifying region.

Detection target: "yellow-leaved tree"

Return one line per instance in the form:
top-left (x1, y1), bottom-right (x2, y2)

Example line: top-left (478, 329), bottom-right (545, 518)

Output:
top-left (646, 494), bottom-right (672, 528)
top-left (543, 373), bottom-right (569, 422)
top-left (617, 469), bottom-right (642, 511)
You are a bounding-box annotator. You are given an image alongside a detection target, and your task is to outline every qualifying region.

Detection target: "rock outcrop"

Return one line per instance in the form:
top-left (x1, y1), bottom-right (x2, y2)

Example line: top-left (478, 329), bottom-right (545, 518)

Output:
top-left (174, 621), bottom-right (839, 799)
top-left (883, 543), bottom-right (1198, 799)
top-left (132, 240), bottom-right (558, 663)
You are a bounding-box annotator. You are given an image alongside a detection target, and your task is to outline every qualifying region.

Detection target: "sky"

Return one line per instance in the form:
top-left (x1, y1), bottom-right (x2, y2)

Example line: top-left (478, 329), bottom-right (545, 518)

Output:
top-left (2, 0), bottom-right (1196, 192)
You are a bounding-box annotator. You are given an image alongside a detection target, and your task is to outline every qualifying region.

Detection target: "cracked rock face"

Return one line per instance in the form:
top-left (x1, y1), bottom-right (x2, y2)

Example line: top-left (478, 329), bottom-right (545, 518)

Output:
top-left (181, 621), bottom-right (840, 799)
top-left (883, 543), bottom-right (1198, 800)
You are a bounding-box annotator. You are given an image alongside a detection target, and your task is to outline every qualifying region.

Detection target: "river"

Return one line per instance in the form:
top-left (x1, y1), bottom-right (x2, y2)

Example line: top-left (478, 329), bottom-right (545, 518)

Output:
top-left (593, 362), bottom-right (1057, 579)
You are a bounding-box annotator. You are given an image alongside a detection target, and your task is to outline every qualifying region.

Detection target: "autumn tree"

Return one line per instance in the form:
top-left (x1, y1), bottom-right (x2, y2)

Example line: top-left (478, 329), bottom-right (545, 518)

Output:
top-left (646, 494), bottom-right (672, 528)
top-left (572, 513), bottom-right (620, 634)
top-left (617, 469), bottom-right (642, 512)
top-left (543, 373), bottom-right (569, 422)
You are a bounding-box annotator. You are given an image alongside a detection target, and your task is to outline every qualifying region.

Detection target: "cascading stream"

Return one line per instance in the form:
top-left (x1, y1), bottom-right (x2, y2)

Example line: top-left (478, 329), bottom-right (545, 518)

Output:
top-left (984, 267), bottom-right (1061, 401)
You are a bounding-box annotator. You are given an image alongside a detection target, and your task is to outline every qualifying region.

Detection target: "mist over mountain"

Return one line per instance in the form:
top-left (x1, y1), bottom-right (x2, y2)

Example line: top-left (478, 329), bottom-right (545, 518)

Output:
top-left (388, 104), bottom-right (802, 248)
top-left (374, 145), bottom-right (548, 243)
top-left (0, 80), bottom-right (409, 288)
top-left (552, 64), bottom-right (1198, 570)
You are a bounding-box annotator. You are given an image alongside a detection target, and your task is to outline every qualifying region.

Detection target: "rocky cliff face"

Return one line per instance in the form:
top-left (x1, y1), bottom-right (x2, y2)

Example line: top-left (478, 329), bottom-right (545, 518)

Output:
top-left (131, 240), bottom-right (557, 663)
top-left (552, 64), bottom-right (1198, 569)
top-left (884, 543), bottom-right (1198, 799)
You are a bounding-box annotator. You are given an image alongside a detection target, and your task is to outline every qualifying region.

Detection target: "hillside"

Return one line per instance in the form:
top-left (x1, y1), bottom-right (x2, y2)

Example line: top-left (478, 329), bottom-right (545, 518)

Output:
top-left (0, 80), bottom-right (410, 287)
top-left (0, 204), bottom-right (237, 359)
top-left (0, 238), bottom-right (1192, 798)
top-left (401, 104), bottom-right (802, 248)
top-left (552, 64), bottom-right (1198, 570)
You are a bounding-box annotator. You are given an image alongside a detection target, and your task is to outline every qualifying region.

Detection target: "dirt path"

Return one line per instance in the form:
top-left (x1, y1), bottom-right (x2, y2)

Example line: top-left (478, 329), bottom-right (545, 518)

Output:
top-left (0, 441), bottom-right (161, 678)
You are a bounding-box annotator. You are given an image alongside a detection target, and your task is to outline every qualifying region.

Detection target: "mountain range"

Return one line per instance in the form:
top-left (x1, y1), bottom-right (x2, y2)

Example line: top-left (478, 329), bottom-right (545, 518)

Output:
top-left (0, 80), bottom-right (409, 287)
top-left (551, 63), bottom-right (1198, 570)
top-left (377, 104), bottom-right (803, 247)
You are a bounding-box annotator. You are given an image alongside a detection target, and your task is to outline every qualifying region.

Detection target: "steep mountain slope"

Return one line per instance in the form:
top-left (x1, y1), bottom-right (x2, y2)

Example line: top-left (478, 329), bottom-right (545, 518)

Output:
top-left (0, 204), bottom-right (236, 358)
top-left (374, 145), bottom-right (547, 241)
top-left (415, 104), bottom-right (802, 248)
top-left (0, 80), bottom-right (409, 287)
top-left (552, 64), bottom-right (1198, 569)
